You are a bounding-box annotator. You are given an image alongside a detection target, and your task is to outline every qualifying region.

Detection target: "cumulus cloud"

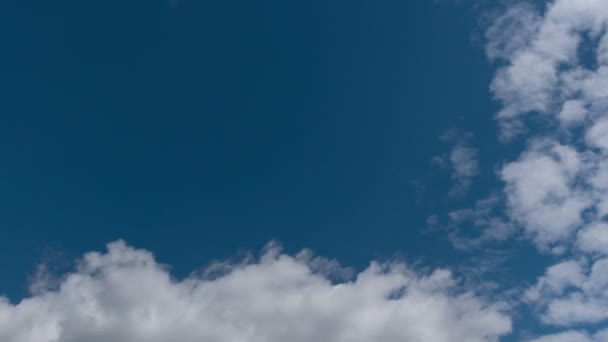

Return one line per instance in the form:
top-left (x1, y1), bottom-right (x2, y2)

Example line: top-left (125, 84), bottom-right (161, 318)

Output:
top-left (486, 0), bottom-right (608, 253)
top-left (576, 222), bottom-right (608, 255)
top-left (558, 100), bottom-right (588, 126)
top-left (500, 140), bottom-right (590, 251)
top-left (0, 241), bottom-right (512, 342)
top-left (483, 0), bottom-right (608, 337)
top-left (526, 258), bottom-right (608, 326)
top-left (489, 0), bottom-right (608, 132)
top-left (524, 260), bottom-right (585, 303)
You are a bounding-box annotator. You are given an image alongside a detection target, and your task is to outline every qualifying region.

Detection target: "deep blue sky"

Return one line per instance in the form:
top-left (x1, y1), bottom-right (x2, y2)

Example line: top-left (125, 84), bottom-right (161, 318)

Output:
top-left (0, 0), bottom-right (505, 299)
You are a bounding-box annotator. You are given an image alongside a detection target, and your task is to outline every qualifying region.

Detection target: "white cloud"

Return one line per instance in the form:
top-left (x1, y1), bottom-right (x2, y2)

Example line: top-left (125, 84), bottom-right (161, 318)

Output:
top-left (526, 258), bottom-right (608, 326)
top-left (489, 0), bottom-right (608, 132)
top-left (500, 141), bottom-right (590, 250)
top-left (486, 0), bottom-right (608, 296)
top-left (492, 49), bottom-right (560, 122)
top-left (558, 100), bottom-right (587, 125)
top-left (485, 2), bottom-right (608, 250)
top-left (470, 0), bottom-right (608, 337)
top-left (484, 3), bottom-right (541, 61)
top-left (0, 241), bottom-right (512, 342)
top-left (585, 118), bottom-right (608, 151)
top-left (576, 222), bottom-right (608, 254)
top-left (524, 260), bottom-right (585, 303)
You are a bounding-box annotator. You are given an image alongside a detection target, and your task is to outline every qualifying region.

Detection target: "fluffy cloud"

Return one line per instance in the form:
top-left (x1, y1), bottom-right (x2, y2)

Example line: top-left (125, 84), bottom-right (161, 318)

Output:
top-left (526, 258), bottom-right (608, 326)
top-left (484, 0), bottom-right (608, 337)
top-left (501, 141), bottom-right (589, 250)
top-left (488, 0), bottom-right (608, 252)
top-left (489, 0), bottom-right (608, 131)
top-left (0, 241), bottom-right (511, 342)
top-left (558, 100), bottom-right (587, 125)
top-left (576, 222), bottom-right (608, 254)
top-left (524, 260), bottom-right (585, 303)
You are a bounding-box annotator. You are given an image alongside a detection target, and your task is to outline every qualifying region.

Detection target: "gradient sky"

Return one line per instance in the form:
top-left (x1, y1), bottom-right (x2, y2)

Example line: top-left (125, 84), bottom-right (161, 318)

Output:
top-left (1, 1), bottom-right (607, 342)
top-left (0, 0), bottom-right (498, 294)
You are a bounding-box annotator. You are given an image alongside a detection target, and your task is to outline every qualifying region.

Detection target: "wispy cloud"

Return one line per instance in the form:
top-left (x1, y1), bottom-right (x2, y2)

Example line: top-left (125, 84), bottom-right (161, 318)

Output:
top-left (433, 130), bottom-right (480, 197)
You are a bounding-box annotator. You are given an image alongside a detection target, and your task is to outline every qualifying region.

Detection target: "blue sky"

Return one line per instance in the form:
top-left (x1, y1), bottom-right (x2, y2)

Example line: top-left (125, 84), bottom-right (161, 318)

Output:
top-left (1, 1), bottom-right (608, 341)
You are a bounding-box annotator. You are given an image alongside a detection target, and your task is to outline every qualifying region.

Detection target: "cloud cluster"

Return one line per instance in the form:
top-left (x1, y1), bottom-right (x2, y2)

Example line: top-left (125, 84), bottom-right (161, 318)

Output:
top-left (526, 258), bottom-right (608, 326)
top-left (489, 0), bottom-right (608, 136)
top-left (489, 0), bottom-right (608, 252)
top-left (0, 241), bottom-right (511, 342)
top-left (484, 0), bottom-right (608, 339)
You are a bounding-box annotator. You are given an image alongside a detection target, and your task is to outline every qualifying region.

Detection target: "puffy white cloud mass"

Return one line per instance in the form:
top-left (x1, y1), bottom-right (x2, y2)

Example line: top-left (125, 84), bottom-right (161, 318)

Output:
top-left (487, 0), bottom-right (608, 253)
top-left (0, 241), bottom-right (512, 342)
top-left (501, 141), bottom-right (589, 250)
top-left (576, 222), bottom-right (608, 255)
top-left (526, 258), bottom-right (608, 326)
top-left (484, 0), bottom-right (608, 337)
top-left (489, 0), bottom-right (608, 130)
